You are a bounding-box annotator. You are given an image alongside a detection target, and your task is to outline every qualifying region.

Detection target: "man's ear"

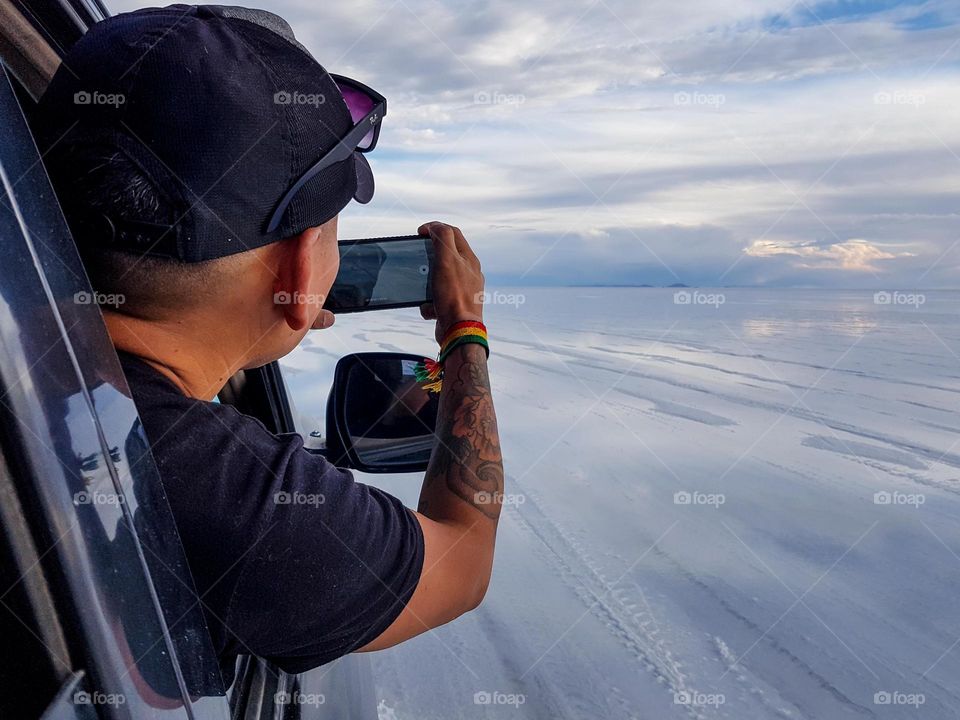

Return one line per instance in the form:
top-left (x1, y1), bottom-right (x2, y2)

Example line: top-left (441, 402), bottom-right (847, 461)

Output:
top-left (273, 227), bottom-right (320, 332)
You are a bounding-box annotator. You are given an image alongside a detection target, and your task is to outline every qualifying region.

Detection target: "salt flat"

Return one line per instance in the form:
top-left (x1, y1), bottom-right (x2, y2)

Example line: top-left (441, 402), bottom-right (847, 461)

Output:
top-left (282, 288), bottom-right (960, 720)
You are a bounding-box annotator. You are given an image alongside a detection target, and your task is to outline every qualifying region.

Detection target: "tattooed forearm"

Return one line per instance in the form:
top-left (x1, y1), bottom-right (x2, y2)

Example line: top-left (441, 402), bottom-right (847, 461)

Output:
top-left (418, 344), bottom-right (504, 521)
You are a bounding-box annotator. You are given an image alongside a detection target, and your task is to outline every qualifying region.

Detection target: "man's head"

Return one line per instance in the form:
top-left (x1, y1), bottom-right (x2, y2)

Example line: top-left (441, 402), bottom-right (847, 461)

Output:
top-left (45, 139), bottom-right (340, 369)
top-left (34, 5), bottom-right (383, 380)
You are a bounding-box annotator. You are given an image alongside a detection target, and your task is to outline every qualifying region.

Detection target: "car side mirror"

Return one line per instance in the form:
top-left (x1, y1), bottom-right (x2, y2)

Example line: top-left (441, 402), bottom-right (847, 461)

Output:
top-left (325, 352), bottom-right (439, 473)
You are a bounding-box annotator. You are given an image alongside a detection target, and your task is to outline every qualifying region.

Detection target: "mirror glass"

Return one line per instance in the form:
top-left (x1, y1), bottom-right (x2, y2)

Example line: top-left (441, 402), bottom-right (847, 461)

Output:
top-left (342, 356), bottom-right (440, 467)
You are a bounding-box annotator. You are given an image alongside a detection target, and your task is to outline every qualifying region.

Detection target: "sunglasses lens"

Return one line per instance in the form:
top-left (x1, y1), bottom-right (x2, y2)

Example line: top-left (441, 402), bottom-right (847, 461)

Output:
top-left (336, 80), bottom-right (377, 150)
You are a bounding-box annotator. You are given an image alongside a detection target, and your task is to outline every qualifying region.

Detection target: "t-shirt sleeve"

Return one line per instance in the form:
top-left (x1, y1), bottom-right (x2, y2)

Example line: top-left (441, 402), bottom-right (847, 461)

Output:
top-left (223, 426), bottom-right (424, 673)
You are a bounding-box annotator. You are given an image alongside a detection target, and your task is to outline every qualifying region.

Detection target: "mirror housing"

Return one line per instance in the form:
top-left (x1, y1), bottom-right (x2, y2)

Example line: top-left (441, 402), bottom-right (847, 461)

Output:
top-left (325, 352), bottom-right (439, 473)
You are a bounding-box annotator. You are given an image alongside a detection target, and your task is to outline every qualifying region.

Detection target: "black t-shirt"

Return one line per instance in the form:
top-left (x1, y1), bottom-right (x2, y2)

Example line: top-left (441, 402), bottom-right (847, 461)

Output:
top-left (117, 352), bottom-right (424, 683)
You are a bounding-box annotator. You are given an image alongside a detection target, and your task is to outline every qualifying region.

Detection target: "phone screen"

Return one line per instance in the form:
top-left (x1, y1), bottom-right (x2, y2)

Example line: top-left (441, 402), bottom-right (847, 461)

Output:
top-left (325, 235), bottom-right (433, 314)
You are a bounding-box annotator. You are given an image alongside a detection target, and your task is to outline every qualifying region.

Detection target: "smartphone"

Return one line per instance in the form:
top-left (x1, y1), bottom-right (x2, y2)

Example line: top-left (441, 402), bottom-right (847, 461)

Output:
top-left (324, 235), bottom-right (433, 314)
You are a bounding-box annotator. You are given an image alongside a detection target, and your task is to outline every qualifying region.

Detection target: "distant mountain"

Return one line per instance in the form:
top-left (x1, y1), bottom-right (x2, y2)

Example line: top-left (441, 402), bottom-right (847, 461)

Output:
top-left (564, 283), bottom-right (688, 288)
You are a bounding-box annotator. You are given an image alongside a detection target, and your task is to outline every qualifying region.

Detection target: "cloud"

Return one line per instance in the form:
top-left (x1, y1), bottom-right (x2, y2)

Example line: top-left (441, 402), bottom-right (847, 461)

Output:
top-left (107, 0), bottom-right (960, 286)
top-left (743, 238), bottom-right (910, 272)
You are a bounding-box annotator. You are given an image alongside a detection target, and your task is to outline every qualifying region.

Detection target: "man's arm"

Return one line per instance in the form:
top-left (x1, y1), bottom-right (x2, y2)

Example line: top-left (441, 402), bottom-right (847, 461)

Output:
top-left (418, 342), bottom-right (502, 522)
top-left (359, 222), bottom-right (503, 651)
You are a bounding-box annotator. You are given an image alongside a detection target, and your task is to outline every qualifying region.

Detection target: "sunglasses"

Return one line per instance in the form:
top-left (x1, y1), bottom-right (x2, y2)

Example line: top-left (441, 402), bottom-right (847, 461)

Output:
top-left (267, 74), bottom-right (386, 233)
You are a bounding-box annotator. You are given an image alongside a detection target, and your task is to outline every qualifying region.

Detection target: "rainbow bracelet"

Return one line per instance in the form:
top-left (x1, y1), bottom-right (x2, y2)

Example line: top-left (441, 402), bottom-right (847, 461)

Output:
top-left (415, 320), bottom-right (489, 393)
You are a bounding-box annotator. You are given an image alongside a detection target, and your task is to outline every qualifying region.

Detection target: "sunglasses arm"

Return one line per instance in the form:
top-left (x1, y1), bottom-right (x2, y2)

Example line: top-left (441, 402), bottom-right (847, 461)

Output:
top-left (266, 106), bottom-right (384, 233)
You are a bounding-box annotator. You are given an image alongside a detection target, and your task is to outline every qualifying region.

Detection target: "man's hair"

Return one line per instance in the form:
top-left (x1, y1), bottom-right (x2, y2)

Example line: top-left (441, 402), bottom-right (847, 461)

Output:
top-left (44, 142), bottom-right (250, 317)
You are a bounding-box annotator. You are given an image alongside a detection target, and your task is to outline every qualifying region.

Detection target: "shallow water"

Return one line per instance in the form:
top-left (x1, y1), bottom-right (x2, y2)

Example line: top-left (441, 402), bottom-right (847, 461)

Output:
top-left (282, 288), bottom-right (960, 719)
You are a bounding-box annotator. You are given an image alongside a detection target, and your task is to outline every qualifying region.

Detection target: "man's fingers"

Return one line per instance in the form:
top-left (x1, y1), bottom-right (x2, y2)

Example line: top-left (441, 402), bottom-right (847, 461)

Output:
top-left (451, 226), bottom-right (479, 265)
top-left (311, 309), bottom-right (336, 330)
top-left (416, 221), bottom-right (484, 339)
top-left (418, 221), bottom-right (451, 238)
top-left (419, 221), bottom-right (460, 255)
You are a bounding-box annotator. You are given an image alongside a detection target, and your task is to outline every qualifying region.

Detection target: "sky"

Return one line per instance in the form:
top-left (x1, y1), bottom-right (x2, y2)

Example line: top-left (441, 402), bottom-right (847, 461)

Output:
top-left (112, 0), bottom-right (960, 288)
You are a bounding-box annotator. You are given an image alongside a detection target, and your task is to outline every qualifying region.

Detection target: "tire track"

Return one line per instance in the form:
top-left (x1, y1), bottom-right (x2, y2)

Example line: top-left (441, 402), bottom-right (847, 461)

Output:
top-left (508, 477), bottom-right (709, 719)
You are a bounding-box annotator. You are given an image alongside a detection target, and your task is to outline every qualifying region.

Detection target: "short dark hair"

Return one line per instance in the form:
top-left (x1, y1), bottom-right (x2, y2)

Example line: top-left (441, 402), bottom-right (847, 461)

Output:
top-left (45, 142), bottom-right (246, 316)
top-left (49, 140), bottom-right (168, 240)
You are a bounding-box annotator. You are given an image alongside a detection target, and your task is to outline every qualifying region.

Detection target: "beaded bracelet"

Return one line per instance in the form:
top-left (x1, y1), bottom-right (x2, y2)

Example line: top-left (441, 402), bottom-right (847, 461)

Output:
top-left (415, 320), bottom-right (489, 392)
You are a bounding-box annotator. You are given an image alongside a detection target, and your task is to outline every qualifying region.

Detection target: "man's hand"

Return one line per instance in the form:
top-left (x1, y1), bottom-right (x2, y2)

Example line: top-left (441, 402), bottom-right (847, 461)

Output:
top-left (417, 221), bottom-right (484, 343)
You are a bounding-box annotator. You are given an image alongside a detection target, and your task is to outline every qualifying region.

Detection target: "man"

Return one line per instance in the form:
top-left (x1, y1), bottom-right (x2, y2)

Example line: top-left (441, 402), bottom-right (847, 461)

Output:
top-left (35, 4), bottom-right (503, 686)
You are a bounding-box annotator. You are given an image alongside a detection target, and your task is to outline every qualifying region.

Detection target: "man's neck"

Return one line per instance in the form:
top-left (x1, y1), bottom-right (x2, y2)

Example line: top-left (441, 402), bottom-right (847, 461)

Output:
top-left (103, 311), bottom-right (246, 400)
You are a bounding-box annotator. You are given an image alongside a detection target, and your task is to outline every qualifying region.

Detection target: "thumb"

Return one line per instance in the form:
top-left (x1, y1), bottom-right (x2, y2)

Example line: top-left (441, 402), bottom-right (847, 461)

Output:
top-left (311, 309), bottom-right (336, 330)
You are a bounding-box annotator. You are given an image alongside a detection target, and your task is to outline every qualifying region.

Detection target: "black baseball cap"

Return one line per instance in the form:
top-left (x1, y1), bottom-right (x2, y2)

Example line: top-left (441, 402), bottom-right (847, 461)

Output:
top-left (35, 4), bottom-right (378, 262)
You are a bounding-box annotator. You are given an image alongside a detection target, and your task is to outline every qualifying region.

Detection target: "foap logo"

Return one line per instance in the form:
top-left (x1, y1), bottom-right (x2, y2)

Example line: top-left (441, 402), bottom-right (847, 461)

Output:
top-left (674, 490), bottom-right (725, 508)
top-left (74, 291), bottom-right (125, 308)
top-left (873, 291), bottom-right (925, 308)
top-left (873, 90), bottom-right (926, 108)
top-left (673, 290), bottom-right (725, 308)
top-left (474, 90), bottom-right (526, 106)
top-left (674, 91), bottom-right (725, 109)
top-left (874, 690), bottom-right (925, 707)
top-left (274, 290), bottom-right (326, 306)
top-left (73, 90), bottom-right (126, 108)
top-left (673, 690), bottom-right (725, 707)
top-left (274, 691), bottom-right (326, 707)
top-left (274, 90), bottom-right (326, 107)
top-left (74, 690), bottom-right (126, 706)
top-left (474, 491), bottom-right (526, 508)
top-left (473, 691), bottom-right (526, 707)
top-left (274, 491), bottom-right (325, 507)
top-left (475, 290), bottom-right (526, 308)
top-left (74, 490), bottom-right (124, 507)
top-left (873, 490), bottom-right (925, 508)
